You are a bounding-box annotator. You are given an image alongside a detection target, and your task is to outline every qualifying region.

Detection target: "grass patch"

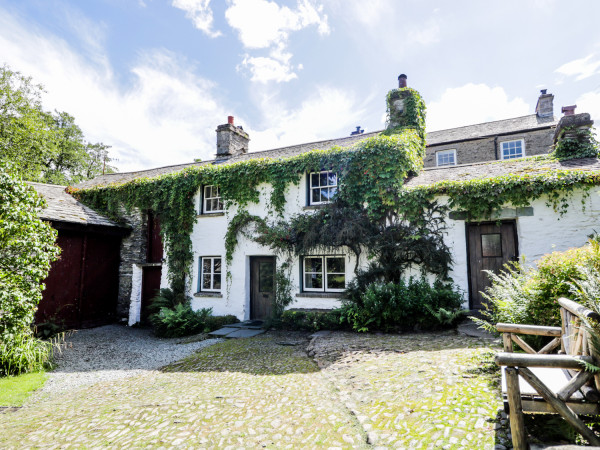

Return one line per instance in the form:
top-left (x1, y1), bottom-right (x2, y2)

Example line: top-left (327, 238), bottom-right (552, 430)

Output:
top-left (0, 371), bottom-right (47, 406)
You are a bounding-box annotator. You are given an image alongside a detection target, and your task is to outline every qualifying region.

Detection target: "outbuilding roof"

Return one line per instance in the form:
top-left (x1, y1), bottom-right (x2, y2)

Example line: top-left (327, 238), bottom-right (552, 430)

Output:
top-left (30, 182), bottom-right (121, 228)
top-left (75, 113), bottom-right (558, 189)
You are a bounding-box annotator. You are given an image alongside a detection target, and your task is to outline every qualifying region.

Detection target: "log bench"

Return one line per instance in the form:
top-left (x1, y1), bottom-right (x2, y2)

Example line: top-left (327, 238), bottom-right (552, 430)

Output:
top-left (495, 297), bottom-right (600, 449)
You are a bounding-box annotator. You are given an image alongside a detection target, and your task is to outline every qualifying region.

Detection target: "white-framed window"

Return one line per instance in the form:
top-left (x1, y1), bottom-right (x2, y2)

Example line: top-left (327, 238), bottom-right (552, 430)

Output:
top-left (500, 139), bottom-right (525, 160)
top-left (436, 149), bottom-right (456, 167)
top-left (303, 256), bottom-right (346, 292)
top-left (203, 185), bottom-right (223, 213)
top-left (309, 171), bottom-right (338, 205)
top-left (200, 256), bottom-right (222, 292)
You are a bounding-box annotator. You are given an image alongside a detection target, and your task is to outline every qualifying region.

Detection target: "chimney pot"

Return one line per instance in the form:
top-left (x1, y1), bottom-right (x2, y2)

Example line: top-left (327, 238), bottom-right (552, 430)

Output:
top-left (398, 74), bottom-right (407, 88)
top-left (228, 115), bottom-right (234, 125)
top-left (540, 89), bottom-right (547, 95)
top-left (561, 105), bottom-right (577, 116)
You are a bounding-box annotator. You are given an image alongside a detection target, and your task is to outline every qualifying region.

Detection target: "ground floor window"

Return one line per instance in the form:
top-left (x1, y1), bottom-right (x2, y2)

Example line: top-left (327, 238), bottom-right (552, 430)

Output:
top-left (303, 256), bottom-right (346, 292)
top-left (200, 256), bottom-right (222, 292)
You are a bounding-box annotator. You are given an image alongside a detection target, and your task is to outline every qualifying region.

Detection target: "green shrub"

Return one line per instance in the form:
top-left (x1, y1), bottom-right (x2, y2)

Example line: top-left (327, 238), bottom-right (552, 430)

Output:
top-left (477, 239), bottom-right (600, 332)
top-left (150, 304), bottom-right (212, 338)
top-left (204, 315), bottom-right (239, 332)
top-left (277, 309), bottom-right (346, 332)
top-left (0, 332), bottom-right (53, 377)
top-left (340, 277), bottom-right (463, 332)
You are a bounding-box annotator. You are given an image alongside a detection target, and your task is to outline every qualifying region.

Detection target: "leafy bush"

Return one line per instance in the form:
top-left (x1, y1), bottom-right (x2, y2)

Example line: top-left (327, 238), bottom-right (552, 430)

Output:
top-left (277, 309), bottom-right (346, 332)
top-left (340, 277), bottom-right (463, 332)
top-left (0, 164), bottom-right (60, 376)
top-left (148, 288), bottom-right (239, 337)
top-left (150, 304), bottom-right (212, 338)
top-left (477, 239), bottom-right (600, 332)
top-left (0, 333), bottom-right (53, 377)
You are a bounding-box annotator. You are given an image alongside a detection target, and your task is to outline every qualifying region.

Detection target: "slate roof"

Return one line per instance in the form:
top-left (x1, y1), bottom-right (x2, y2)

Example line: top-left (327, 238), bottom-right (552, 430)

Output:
top-left (75, 113), bottom-right (558, 189)
top-left (404, 157), bottom-right (600, 188)
top-left (29, 182), bottom-right (121, 227)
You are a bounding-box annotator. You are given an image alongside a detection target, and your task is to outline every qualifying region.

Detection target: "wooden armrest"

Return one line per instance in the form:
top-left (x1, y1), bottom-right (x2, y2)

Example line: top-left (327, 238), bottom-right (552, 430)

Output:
top-left (496, 323), bottom-right (562, 337)
top-left (558, 297), bottom-right (600, 322)
top-left (495, 352), bottom-right (593, 369)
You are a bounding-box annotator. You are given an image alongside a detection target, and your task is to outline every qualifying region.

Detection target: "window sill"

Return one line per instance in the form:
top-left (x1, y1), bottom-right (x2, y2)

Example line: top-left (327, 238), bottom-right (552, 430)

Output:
top-left (196, 212), bottom-right (225, 218)
top-left (296, 292), bottom-right (345, 299)
top-left (193, 292), bottom-right (223, 298)
top-left (302, 205), bottom-right (327, 210)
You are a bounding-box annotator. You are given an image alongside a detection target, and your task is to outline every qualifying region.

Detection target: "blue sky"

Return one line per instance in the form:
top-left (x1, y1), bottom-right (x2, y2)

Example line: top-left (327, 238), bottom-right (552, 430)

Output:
top-left (1, 0), bottom-right (599, 172)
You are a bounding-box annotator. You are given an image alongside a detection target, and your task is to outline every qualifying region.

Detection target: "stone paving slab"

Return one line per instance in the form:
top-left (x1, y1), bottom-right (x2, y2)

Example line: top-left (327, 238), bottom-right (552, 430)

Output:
top-left (207, 327), bottom-right (241, 336)
top-left (223, 328), bottom-right (265, 338)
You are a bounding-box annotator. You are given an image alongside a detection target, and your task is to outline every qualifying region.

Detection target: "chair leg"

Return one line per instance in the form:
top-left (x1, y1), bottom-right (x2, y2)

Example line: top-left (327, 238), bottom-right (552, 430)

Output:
top-left (505, 367), bottom-right (528, 450)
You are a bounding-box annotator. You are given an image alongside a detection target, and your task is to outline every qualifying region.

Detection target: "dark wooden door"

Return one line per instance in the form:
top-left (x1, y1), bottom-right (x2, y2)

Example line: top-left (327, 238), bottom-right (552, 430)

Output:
top-left (467, 221), bottom-right (518, 310)
top-left (141, 266), bottom-right (162, 323)
top-left (250, 256), bottom-right (275, 320)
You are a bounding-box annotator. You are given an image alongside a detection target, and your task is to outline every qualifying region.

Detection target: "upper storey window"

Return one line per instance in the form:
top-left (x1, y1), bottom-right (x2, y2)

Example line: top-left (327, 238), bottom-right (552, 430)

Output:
top-left (501, 139), bottom-right (525, 160)
top-left (436, 149), bottom-right (456, 167)
top-left (203, 185), bottom-right (223, 213)
top-left (309, 171), bottom-right (338, 205)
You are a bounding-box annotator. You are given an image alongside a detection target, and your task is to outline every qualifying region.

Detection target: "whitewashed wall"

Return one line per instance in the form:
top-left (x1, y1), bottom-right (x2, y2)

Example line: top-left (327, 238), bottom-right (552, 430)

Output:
top-left (160, 174), bottom-right (600, 319)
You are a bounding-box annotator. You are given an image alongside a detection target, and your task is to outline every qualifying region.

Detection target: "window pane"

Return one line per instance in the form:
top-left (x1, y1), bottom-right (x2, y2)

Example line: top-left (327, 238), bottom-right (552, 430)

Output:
top-left (320, 188), bottom-right (332, 202)
top-left (311, 173), bottom-right (319, 187)
top-left (305, 273), bottom-right (323, 289)
top-left (204, 185), bottom-right (212, 198)
top-left (326, 257), bottom-right (345, 274)
top-left (203, 258), bottom-right (211, 274)
top-left (305, 257), bottom-right (322, 273)
top-left (213, 274), bottom-right (221, 290)
top-left (259, 262), bottom-right (274, 292)
top-left (213, 258), bottom-right (221, 273)
top-left (327, 172), bottom-right (337, 186)
top-left (202, 274), bottom-right (212, 289)
top-left (481, 234), bottom-right (502, 257)
top-left (320, 172), bottom-right (329, 187)
top-left (312, 188), bottom-right (321, 203)
top-left (217, 199), bottom-right (224, 211)
top-left (327, 274), bottom-right (346, 290)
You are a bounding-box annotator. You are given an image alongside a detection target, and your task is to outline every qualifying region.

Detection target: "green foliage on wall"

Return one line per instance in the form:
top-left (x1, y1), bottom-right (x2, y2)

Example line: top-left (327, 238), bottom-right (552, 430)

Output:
top-left (399, 169), bottom-right (600, 221)
top-left (553, 126), bottom-right (599, 160)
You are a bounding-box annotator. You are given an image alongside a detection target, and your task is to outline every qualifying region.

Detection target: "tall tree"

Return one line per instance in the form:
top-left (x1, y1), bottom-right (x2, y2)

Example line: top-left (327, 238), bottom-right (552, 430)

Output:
top-left (0, 65), bottom-right (116, 184)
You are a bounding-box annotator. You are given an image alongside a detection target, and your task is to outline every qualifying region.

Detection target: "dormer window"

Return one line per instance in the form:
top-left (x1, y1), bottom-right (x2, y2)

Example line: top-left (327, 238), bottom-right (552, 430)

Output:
top-left (309, 171), bottom-right (338, 205)
top-left (203, 185), bottom-right (223, 213)
top-left (436, 149), bottom-right (456, 167)
top-left (500, 139), bottom-right (525, 160)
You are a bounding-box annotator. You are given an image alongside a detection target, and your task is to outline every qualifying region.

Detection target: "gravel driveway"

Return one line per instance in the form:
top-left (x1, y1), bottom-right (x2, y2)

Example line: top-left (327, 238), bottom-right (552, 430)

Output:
top-left (36, 324), bottom-right (221, 396)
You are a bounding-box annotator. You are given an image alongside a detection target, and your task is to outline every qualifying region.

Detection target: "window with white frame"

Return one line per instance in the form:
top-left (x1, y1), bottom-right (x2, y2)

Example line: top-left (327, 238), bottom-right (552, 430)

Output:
top-left (436, 149), bottom-right (456, 167)
top-left (303, 256), bottom-right (346, 292)
top-left (203, 185), bottom-right (223, 213)
top-left (500, 139), bottom-right (525, 160)
top-left (309, 171), bottom-right (338, 205)
top-left (200, 256), bottom-right (222, 292)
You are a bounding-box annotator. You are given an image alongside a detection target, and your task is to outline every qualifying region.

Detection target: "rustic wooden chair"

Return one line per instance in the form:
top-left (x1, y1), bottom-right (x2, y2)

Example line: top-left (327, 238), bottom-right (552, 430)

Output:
top-left (495, 297), bottom-right (600, 449)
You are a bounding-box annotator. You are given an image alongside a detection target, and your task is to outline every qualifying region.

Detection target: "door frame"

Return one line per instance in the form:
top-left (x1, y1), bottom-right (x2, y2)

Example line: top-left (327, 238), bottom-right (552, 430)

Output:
top-left (249, 255), bottom-right (276, 320)
top-left (465, 220), bottom-right (519, 311)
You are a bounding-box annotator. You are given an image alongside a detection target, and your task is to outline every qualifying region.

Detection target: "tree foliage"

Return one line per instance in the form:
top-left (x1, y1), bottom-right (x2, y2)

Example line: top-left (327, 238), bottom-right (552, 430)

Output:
top-left (0, 65), bottom-right (116, 184)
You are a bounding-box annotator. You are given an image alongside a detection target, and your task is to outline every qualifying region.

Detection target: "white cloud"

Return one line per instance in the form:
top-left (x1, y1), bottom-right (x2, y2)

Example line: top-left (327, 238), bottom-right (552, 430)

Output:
top-left (248, 86), bottom-right (366, 151)
top-left (427, 84), bottom-right (530, 131)
top-left (225, 0), bottom-right (328, 83)
top-left (172, 0), bottom-right (222, 38)
top-left (555, 54), bottom-right (600, 81)
top-left (225, 0), bottom-right (329, 49)
top-left (576, 90), bottom-right (600, 133)
top-left (0, 7), bottom-right (229, 172)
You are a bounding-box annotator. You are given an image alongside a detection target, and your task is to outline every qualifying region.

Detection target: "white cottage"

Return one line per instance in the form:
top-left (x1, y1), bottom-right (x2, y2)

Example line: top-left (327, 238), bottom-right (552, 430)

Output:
top-left (75, 78), bottom-right (599, 324)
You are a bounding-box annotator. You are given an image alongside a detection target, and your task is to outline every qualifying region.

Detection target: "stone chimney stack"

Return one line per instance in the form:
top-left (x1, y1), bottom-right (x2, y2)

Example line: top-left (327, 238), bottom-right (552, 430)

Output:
top-left (535, 89), bottom-right (554, 118)
top-left (216, 116), bottom-right (249, 159)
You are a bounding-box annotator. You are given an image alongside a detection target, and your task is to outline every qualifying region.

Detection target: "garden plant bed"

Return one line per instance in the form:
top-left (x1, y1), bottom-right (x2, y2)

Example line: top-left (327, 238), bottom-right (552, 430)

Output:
top-left (0, 329), bottom-right (510, 448)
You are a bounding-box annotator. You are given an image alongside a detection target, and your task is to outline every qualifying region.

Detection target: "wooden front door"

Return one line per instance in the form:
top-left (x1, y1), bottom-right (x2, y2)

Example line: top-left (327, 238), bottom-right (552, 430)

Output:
top-left (250, 256), bottom-right (275, 320)
top-left (467, 221), bottom-right (518, 310)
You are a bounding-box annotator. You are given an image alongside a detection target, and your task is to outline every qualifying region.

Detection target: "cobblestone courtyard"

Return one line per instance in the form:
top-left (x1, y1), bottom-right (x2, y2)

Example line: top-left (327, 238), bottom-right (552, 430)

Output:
top-left (0, 330), bottom-right (507, 448)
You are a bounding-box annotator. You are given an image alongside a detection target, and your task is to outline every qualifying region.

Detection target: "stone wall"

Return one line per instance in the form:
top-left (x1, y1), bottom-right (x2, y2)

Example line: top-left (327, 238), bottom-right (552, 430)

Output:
top-left (423, 128), bottom-right (555, 168)
top-left (116, 208), bottom-right (147, 321)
